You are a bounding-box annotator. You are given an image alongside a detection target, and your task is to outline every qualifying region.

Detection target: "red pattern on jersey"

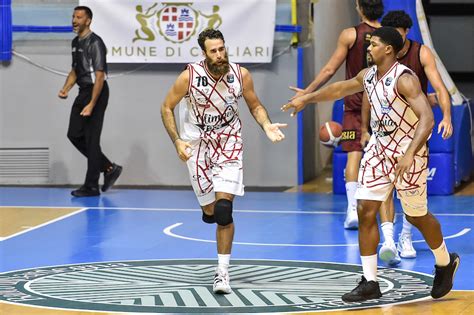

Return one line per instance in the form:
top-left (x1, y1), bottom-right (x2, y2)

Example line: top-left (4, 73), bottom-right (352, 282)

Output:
top-left (362, 63), bottom-right (428, 190)
top-left (184, 61), bottom-right (244, 195)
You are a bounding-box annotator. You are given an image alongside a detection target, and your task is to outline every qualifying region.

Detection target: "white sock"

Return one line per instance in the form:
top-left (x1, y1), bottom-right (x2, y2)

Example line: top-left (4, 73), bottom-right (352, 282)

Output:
top-left (361, 254), bottom-right (378, 282)
top-left (218, 254), bottom-right (230, 272)
top-left (346, 182), bottom-right (358, 212)
top-left (401, 216), bottom-right (413, 235)
top-left (431, 241), bottom-right (450, 267)
top-left (381, 222), bottom-right (394, 243)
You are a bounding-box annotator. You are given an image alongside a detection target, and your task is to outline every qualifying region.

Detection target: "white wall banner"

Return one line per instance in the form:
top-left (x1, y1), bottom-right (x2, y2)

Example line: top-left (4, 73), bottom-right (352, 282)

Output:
top-left (79, 0), bottom-right (277, 63)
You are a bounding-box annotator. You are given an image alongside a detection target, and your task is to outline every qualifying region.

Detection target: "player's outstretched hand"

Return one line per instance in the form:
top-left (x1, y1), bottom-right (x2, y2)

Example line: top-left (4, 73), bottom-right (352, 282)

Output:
top-left (264, 123), bottom-right (287, 142)
top-left (281, 94), bottom-right (308, 117)
top-left (288, 86), bottom-right (306, 101)
top-left (175, 139), bottom-right (193, 162)
top-left (438, 117), bottom-right (453, 139)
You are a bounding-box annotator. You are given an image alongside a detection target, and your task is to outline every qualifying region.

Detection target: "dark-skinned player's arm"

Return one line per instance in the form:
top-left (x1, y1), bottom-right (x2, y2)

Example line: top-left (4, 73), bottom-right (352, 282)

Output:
top-left (394, 72), bottom-right (435, 183)
top-left (281, 68), bottom-right (367, 117)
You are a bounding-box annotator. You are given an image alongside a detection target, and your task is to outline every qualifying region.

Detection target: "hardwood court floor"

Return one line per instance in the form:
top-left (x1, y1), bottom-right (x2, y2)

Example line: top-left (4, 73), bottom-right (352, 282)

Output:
top-left (1, 290), bottom-right (473, 314)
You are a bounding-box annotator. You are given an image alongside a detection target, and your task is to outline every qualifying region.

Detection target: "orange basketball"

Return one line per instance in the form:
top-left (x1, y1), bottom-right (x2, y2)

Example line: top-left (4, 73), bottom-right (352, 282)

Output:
top-left (319, 121), bottom-right (343, 147)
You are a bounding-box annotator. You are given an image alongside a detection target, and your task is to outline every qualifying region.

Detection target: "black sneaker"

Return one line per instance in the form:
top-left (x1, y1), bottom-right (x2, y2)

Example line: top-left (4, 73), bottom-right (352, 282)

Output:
top-left (431, 252), bottom-right (460, 299)
top-left (342, 276), bottom-right (382, 302)
top-left (71, 186), bottom-right (100, 197)
top-left (102, 163), bottom-right (123, 192)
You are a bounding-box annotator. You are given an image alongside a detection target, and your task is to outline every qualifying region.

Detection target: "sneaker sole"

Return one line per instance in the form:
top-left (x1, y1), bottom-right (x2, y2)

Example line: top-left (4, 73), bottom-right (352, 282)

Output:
top-left (399, 251), bottom-right (417, 259)
top-left (344, 220), bottom-right (359, 230)
top-left (379, 247), bottom-right (396, 263)
top-left (342, 292), bottom-right (382, 302)
top-left (213, 288), bottom-right (232, 294)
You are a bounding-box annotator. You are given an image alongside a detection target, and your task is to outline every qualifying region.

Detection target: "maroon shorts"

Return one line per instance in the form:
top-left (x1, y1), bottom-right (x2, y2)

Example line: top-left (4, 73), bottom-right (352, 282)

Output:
top-left (341, 110), bottom-right (362, 152)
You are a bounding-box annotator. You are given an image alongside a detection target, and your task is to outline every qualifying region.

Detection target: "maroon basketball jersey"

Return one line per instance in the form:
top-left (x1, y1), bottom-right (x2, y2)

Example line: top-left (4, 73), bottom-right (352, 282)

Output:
top-left (397, 40), bottom-right (428, 94)
top-left (344, 23), bottom-right (378, 112)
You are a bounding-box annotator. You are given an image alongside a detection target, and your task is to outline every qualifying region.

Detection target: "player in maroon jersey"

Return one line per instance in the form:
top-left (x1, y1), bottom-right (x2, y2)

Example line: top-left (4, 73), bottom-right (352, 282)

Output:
top-left (290, 0), bottom-right (384, 230)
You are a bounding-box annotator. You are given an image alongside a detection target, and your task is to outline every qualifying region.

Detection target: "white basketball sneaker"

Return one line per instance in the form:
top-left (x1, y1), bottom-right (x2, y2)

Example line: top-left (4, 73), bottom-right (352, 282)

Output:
top-left (344, 208), bottom-right (358, 230)
top-left (379, 240), bottom-right (401, 266)
top-left (213, 268), bottom-right (231, 294)
top-left (397, 233), bottom-right (417, 258)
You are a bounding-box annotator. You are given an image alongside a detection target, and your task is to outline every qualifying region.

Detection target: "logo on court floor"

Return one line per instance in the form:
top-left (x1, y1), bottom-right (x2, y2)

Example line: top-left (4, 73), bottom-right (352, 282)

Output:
top-left (0, 260), bottom-right (432, 313)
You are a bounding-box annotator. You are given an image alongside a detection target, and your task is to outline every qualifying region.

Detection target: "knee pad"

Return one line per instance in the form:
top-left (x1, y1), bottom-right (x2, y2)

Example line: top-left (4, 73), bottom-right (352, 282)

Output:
top-left (214, 199), bottom-right (233, 226)
top-left (202, 212), bottom-right (215, 224)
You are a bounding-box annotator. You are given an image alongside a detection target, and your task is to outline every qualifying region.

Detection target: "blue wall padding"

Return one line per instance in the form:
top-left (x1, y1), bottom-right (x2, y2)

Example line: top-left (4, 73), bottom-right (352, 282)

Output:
top-left (427, 153), bottom-right (455, 195)
top-left (453, 102), bottom-right (473, 185)
top-left (0, 0), bottom-right (12, 61)
top-left (428, 105), bottom-right (454, 153)
top-left (332, 152), bottom-right (347, 195)
top-left (382, 0), bottom-right (422, 43)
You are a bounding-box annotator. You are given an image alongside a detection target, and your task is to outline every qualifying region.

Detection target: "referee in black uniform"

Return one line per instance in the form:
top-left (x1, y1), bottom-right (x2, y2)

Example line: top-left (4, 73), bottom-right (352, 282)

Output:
top-left (58, 6), bottom-right (122, 197)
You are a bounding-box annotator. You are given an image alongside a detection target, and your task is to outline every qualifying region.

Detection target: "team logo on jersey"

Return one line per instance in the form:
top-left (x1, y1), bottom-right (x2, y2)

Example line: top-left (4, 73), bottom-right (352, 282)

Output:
top-left (225, 95), bottom-right (236, 105)
top-left (385, 77), bottom-right (393, 86)
top-left (227, 73), bottom-right (235, 83)
top-left (0, 260), bottom-right (432, 313)
top-left (132, 3), bottom-right (223, 44)
top-left (381, 98), bottom-right (391, 114)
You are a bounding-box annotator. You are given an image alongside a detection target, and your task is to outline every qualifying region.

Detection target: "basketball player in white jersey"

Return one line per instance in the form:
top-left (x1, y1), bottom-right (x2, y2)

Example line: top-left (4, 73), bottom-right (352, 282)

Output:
top-left (161, 29), bottom-right (287, 294)
top-left (282, 27), bottom-right (459, 302)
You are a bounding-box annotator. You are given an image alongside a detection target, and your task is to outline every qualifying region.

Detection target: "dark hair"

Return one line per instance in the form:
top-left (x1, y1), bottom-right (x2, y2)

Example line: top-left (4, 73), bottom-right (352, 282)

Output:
top-left (371, 27), bottom-right (404, 53)
top-left (381, 10), bottom-right (413, 29)
top-left (198, 28), bottom-right (225, 51)
top-left (74, 6), bottom-right (93, 19)
top-left (357, 0), bottom-right (384, 20)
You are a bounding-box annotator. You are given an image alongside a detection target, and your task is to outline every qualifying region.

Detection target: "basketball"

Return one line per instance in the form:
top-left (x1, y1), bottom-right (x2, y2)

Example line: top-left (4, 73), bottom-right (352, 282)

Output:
top-left (319, 121), bottom-right (343, 147)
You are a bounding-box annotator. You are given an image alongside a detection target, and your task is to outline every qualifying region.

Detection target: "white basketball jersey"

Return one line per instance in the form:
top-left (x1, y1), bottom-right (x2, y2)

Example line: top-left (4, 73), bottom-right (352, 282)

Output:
top-left (363, 62), bottom-right (427, 158)
top-left (180, 60), bottom-right (243, 141)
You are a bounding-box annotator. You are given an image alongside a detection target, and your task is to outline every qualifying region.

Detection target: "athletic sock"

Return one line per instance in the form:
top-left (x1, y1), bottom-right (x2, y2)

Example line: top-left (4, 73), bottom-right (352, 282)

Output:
top-left (218, 254), bottom-right (230, 272)
top-left (401, 215), bottom-right (413, 235)
top-left (431, 241), bottom-right (450, 267)
top-left (346, 182), bottom-right (358, 212)
top-left (361, 254), bottom-right (378, 282)
top-left (381, 222), bottom-right (394, 243)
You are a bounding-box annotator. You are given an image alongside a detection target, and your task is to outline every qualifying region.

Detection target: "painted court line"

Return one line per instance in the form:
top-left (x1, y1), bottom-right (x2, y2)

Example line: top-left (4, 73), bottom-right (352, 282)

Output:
top-left (163, 223), bottom-right (471, 247)
top-left (1, 205), bottom-right (474, 216)
top-left (0, 207), bottom-right (88, 242)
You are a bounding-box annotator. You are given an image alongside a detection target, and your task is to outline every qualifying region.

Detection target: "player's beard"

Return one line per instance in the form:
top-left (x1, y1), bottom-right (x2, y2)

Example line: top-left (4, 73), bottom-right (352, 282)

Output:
top-left (206, 53), bottom-right (230, 77)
